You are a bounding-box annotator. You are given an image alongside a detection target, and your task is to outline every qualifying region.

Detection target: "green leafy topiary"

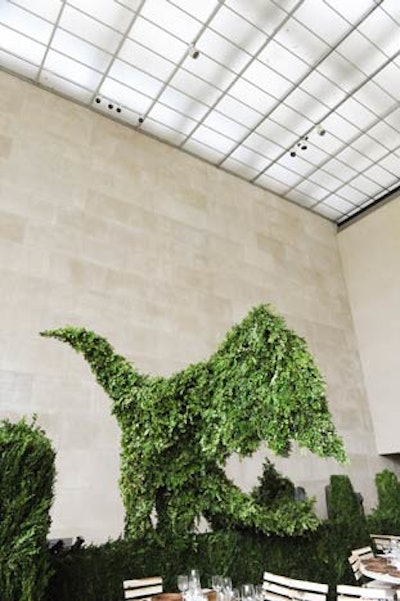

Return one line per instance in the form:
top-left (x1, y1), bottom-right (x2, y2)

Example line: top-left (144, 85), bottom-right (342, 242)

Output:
top-left (41, 304), bottom-right (346, 540)
top-left (368, 470), bottom-right (400, 532)
top-left (327, 475), bottom-right (365, 523)
top-left (251, 458), bottom-right (295, 507)
top-left (0, 417), bottom-right (56, 601)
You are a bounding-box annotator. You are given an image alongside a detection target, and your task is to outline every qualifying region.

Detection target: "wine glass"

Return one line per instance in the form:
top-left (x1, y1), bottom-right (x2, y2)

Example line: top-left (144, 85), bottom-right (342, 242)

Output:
top-left (232, 589), bottom-right (241, 601)
top-left (255, 585), bottom-right (264, 601)
top-left (212, 575), bottom-right (224, 601)
top-left (178, 575), bottom-right (189, 598)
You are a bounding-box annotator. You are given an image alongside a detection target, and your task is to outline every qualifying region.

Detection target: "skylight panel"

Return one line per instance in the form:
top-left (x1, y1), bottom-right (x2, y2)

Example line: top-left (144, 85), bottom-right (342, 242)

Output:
top-left (262, 163), bottom-right (304, 188)
top-left (338, 31), bottom-right (387, 76)
top-left (373, 63), bottom-right (400, 102)
top-left (336, 98), bottom-right (376, 130)
top-left (279, 152), bottom-right (314, 176)
top-left (229, 146), bottom-right (269, 172)
top-left (52, 30), bottom-right (111, 72)
top-left (181, 53), bottom-right (236, 92)
top-left (39, 70), bottom-right (94, 103)
top-left (256, 119), bottom-right (297, 148)
top-left (317, 53), bottom-right (365, 94)
top-left (141, 117), bottom-right (187, 145)
top-left (350, 135), bottom-right (388, 162)
top-left (294, 0), bottom-right (349, 45)
top-left (0, 49), bottom-right (38, 79)
top-left (323, 0), bottom-right (376, 25)
top-left (215, 95), bottom-right (261, 129)
top-left (257, 174), bottom-right (292, 197)
top-left (323, 197), bottom-right (355, 213)
top-left (168, 0), bottom-right (218, 21)
top-left (292, 179), bottom-right (329, 201)
top-left (158, 87), bottom-right (209, 121)
top-left (378, 155), bottom-right (400, 176)
top-left (350, 175), bottom-right (384, 197)
top-left (336, 185), bottom-right (366, 204)
top-left (44, 51), bottom-right (103, 91)
top-left (100, 78), bottom-right (153, 114)
top-left (108, 60), bottom-right (164, 98)
top-left (353, 80), bottom-right (396, 115)
top-left (0, 2), bottom-right (53, 44)
top-left (285, 189), bottom-right (315, 208)
top-left (274, 19), bottom-right (329, 66)
top-left (8, 0), bottom-right (61, 22)
top-left (244, 60), bottom-right (293, 99)
top-left (210, 6), bottom-right (267, 55)
top-left (244, 132), bottom-right (283, 161)
top-left (170, 69), bottom-right (222, 106)
top-left (308, 169), bottom-right (343, 192)
top-left (300, 71), bottom-right (346, 109)
top-left (202, 111), bottom-right (249, 142)
top-left (384, 106), bottom-right (400, 133)
top-left (67, 0), bottom-right (132, 33)
top-left (366, 164), bottom-right (397, 186)
top-left (130, 17), bottom-right (187, 62)
top-left (359, 8), bottom-right (400, 58)
top-left (336, 147), bottom-right (373, 171)
top-left (322, 158), bottom-right (357, 183)
top-left (190, 125), bottom-right (237, 155)
top-left (183, 138), bottom-right (226, 164)
top-left (119, 39), bottom-right (175, 81)
top-left (228, 79), bottom-right (277, 114)
top-left (368, 121), bottom-right (400, 151)
top-left (258, 39), bottom-right (310, 83)
top-left (60, 5), bottom-right (122, 54)
top-left (313, 202), bottom-right (342, 220)
top-left (268, 103), bottom-right (313, 137)
top-left (148, 104), bottom-right (197, 136)
top-left (223, 157), bottom-right (259, 180)
top-left (284, 87), bottom-right (328, 124)
top-left (141, 0), bottom-right (200, 43)
top-left (0, 24), bottom-right (45, 66)
top-left (226, 0), bottom-right (297, 37)
top-left (198, 28), bottom-right (251, 74)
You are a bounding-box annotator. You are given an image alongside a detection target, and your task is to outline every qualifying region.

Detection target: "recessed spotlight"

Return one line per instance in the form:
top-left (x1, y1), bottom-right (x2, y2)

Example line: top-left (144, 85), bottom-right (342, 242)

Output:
top-left (95, 97), bottom-right (101, 104)
top-left (108, 103), bottom-right (114, 110)
top-left (138, 116), bottom-right (144, 124)
top-left (290, 151), bottom-right (296, 157)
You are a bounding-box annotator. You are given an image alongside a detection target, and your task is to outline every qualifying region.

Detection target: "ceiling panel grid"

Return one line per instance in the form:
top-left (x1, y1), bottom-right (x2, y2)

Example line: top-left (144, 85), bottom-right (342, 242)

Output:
top-left (1, 0), bottom-right (399, 224)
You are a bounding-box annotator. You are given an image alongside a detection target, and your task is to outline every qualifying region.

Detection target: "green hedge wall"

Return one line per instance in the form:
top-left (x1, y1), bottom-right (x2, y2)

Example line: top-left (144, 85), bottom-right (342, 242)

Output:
top-left (45, 522), bottom-right (370, 601)
top-left (0, 418), bottom-right (55, 601)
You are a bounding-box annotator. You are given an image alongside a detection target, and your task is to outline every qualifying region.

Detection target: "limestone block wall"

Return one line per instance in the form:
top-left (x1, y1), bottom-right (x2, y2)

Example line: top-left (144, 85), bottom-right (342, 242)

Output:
top-left (0, 71), bottom-right (393, 543)
top-left (338, 198), bottom-right (400, 455)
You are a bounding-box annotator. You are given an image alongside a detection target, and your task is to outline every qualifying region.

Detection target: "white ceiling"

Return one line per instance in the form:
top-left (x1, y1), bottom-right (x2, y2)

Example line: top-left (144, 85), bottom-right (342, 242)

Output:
top-left (1, 0), bottom-right (400, 224)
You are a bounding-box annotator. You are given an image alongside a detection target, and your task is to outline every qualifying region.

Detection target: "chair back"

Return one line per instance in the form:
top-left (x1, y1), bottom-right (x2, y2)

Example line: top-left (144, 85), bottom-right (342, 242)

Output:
top-left (348, 553), bottom-right (363, 582)
top-left (123, 577), bottom-right (163, 601)
top-left (263, 571), bottom-right (328, 601)
top-left (337, 584), bottom-right (394, 601)
top-left (351, 546), bottom-right (374, 559)
top-left (371, 534), bottom-right (400, 554)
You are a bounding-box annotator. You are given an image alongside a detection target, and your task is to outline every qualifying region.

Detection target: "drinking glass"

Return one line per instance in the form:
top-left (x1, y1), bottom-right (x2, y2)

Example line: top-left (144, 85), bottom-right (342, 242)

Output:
top-left (189, 569), bottom-right (201, 592)
top-left (178, 575), bottom-right (189, 597)
top-left (241, 584), bottom-right (255, 601)
top-left (212, 575), bottom-right (223, 592)
top-left (255, 585), bottom-right (264, 601)
top-left (232, 589), bottom-right (241, 601)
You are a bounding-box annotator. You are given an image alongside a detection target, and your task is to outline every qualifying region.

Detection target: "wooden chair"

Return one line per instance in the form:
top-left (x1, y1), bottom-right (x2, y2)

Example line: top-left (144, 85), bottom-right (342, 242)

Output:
top-left (371, 534), bottom-right (400, 554)
top-left (263, 570), bottom-right (328, 601)
top-left (123, 577), bottom-right (163, 601)
top-left (337, 584), bottom-right (395, 601)
top-left (348, 549), bottom-right (394, 589)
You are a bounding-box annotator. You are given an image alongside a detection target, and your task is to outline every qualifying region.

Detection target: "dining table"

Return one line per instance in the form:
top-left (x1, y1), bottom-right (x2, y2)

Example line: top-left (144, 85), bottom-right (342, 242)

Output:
top-left (360, 556), bottom-right (400, 585)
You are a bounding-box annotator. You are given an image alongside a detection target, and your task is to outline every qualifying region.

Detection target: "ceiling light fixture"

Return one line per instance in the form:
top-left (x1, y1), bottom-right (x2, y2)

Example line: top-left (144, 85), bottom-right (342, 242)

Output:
top-left (188, 43), bottom-right (200, 59)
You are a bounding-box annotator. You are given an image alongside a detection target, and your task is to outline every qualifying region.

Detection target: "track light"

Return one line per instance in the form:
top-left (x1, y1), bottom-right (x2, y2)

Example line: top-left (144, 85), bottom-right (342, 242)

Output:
top-left (317, 124), bottom-right (326, 136)
top-left (188, 43), bottom-right (200, 59)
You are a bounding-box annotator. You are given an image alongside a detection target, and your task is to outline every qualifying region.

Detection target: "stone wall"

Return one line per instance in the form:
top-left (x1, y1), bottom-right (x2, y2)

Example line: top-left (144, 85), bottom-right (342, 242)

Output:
top-left (0, 71), bottom-right (392, 543)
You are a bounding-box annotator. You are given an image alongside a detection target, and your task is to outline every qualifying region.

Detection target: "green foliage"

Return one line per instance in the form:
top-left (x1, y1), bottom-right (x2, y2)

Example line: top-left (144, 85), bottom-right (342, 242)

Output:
top-left (45, 522), bottom-right (366, 601)
top-left (42, 304), bottom-right (346, 540)
top-left (326, 475), bottom-right (365, 524)
top-left (251, 458), bottom-right (295, 507)
top-left (367, 470), bottom-right (400, 532)
top-left (0, 417), bottom-right (56, 601)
